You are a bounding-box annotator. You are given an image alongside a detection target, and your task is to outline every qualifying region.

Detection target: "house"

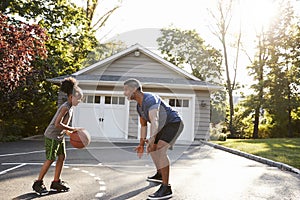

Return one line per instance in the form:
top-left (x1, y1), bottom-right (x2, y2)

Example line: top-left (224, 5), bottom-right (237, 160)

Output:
top-left (49, 44), bottom-right (222, 143)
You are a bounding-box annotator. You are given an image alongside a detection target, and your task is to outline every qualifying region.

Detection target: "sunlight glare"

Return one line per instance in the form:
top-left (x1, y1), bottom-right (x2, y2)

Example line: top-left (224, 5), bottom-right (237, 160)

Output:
top-left (241, 0), bottom-right (277, 31)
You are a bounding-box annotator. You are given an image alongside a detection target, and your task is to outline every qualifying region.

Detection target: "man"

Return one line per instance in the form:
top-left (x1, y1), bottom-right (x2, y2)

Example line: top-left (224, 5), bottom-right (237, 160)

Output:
top-left (123, 78), bottom-right (184, 200)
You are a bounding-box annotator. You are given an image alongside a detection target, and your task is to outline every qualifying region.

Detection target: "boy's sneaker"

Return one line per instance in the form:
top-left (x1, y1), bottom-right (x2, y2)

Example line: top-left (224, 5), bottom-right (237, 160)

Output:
top-left (147, 172), bottom-right (162, 183)
top-left (32, 180), bottom-right (49, 195)
top-left (148, 184), bottom-right (172, 200)
top-left (50, 179), bottom-right (70, 192)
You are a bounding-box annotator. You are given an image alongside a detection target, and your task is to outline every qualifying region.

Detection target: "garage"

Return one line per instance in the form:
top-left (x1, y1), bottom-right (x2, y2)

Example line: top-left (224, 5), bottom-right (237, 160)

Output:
top-left (50, 44), bottom-right (221, 142)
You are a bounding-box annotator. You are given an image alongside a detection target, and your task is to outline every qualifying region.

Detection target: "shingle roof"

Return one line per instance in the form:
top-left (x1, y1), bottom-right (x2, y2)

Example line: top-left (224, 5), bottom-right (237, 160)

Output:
top-left (48, 44), bottom-right (223, 91)
top-left (48, 74), bottom-right (222, 91)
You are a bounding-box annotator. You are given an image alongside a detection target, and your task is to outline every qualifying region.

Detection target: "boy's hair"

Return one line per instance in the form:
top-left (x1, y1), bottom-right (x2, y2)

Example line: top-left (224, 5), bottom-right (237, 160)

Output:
top-left (124, 78), bottom-right (142, 91)
top-left (60, 77), bottom-right (82, 97)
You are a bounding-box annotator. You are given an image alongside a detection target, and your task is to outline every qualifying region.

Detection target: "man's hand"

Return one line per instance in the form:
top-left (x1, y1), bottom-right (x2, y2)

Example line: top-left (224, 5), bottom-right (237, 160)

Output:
top-left (134, 145), bottom-right (144, 158)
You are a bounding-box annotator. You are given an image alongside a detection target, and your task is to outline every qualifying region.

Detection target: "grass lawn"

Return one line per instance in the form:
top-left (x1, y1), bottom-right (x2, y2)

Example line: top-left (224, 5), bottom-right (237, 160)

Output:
top-left (213, 138), bottom-right (300, 170)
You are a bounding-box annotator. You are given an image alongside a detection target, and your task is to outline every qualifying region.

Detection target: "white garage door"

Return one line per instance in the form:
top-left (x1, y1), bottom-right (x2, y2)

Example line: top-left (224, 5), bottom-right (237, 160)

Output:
top-left (73, 94), bottom-right (128, 139)
top-left (138, 96), bottom-right (194, 142)
top-left (163, 97), bottom-right (194, 142)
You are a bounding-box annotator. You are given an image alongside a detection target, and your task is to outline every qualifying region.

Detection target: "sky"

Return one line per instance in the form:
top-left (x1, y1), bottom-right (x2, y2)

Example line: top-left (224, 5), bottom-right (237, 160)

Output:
top-left (86, 0), bottom-right (300, 96)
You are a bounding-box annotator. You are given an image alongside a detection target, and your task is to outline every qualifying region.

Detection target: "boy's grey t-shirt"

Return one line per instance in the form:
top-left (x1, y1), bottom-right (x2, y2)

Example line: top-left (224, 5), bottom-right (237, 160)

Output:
top-left (137, 92), bottom-right (181, 130)
top-left (44, 101), bottom-right (73, 141)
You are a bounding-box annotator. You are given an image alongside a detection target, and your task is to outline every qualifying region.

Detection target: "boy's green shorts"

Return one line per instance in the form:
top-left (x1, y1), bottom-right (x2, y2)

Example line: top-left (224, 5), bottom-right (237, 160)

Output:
top-left (45, 137), bottom-right (66, 160)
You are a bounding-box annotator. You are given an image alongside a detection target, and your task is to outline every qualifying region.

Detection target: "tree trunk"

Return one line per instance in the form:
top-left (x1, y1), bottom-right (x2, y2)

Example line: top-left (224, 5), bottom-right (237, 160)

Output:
top-left (222, 35), bottom-right (235, 135)
top-left (253, 107), bottom-right (259, 139)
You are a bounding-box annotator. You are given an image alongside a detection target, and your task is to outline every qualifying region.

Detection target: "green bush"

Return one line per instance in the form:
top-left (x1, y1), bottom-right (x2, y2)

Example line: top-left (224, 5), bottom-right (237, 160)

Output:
top-left (210, 123), bottom-right (227, 141)
top-left (0, 120), bottom-right (24, 142)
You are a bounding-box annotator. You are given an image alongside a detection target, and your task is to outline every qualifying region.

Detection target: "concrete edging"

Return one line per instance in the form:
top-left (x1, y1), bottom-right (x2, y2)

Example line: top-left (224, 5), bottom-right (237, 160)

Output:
top-left (201, 141), bottom-right (300, 176)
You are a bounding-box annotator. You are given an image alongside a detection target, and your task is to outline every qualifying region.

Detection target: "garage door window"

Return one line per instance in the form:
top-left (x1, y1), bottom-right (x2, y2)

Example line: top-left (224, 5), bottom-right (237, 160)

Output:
top-left (83, 95), bottom-right (101, 104)
top-left (87, 95), bottom-right (94, 103)
top-left (169, 99), bottom-right (189, 107)
top-left (105, 96), bottom-right (125, 105)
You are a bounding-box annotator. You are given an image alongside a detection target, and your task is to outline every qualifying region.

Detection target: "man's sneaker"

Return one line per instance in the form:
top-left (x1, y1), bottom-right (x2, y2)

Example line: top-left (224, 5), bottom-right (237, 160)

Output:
top-left (32, 180), bottom-right (49, 195)
top-left (148, 184), bottom-right (172, 200)
top-left (147, 172), bottom-right (162, 183)
top-left (50, 180), bottom-right (70, 192)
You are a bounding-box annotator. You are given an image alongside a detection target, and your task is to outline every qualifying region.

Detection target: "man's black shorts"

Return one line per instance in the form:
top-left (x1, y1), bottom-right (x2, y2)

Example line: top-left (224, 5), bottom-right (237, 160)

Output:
top-left (154, 121), bottom-right (184, 147)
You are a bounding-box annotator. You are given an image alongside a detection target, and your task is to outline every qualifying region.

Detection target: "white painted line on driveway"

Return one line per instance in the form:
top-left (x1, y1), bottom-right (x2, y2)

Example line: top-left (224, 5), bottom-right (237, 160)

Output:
top-left (0, 150), bottom-right (45, 157)
top-left (0, 163), bottom-right (27, 175)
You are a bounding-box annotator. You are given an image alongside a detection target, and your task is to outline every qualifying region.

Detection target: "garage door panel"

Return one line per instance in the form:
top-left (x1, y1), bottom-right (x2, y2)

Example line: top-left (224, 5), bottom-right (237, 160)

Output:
top-left (73, 106), bottom-right (104, 138)
top-left (73, 94), bottom-right (128, 139)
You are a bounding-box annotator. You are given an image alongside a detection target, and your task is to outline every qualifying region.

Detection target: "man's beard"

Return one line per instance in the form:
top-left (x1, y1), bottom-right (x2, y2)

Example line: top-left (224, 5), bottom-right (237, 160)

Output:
top-left (128, 92), bottom-right (135, 101)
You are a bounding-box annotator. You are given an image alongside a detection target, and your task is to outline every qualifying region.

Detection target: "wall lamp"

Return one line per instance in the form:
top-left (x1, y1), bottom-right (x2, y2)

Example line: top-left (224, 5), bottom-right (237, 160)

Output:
top-left (200, 100), bottom-right (207, 108)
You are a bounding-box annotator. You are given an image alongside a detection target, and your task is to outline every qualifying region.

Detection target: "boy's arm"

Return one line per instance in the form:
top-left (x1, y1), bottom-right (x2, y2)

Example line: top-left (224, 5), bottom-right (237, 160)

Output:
top-left (54, 107), bottom-right (76, 132)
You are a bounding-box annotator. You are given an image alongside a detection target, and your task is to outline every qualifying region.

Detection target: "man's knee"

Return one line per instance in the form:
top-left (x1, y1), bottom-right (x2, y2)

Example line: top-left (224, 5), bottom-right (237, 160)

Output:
top-left (156, 140), bottom-right (170, 151)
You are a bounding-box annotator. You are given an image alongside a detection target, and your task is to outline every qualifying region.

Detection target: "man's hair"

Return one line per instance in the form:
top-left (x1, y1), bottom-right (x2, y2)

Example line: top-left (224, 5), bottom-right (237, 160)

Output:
top-left (124, 78), bottom-right (142, 91)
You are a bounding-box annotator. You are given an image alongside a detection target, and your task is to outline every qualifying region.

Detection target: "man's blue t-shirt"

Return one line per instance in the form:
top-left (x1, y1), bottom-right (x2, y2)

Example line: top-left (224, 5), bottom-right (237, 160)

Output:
top-left (137, 92), bottom-right (181, 129)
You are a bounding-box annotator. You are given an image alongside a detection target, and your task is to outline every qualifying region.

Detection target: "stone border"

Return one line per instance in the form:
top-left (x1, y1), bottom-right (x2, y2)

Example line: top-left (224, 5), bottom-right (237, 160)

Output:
top-left (201, 140), bottom-right (300, 176)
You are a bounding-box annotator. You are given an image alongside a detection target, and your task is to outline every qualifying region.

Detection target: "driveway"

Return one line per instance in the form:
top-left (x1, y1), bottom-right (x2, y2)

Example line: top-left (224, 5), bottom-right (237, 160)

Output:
top-left (0, 139), bottom-right (299, 200)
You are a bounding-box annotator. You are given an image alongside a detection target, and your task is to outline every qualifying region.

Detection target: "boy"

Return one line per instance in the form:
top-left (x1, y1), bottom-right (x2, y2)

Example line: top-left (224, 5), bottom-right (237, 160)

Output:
top-left (32, 77), bottom-right (83, 195)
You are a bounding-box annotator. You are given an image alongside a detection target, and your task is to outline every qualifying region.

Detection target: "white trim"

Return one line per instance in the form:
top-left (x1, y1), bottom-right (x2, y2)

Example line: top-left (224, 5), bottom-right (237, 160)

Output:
top-left (73, 80), bottom-right (222, 91)
top-left (81, 90), bottom-right (125, 95)
top-left (73, 44), bottom-right (200, 81)
top-left (73, 45), bottom-right (140, 76)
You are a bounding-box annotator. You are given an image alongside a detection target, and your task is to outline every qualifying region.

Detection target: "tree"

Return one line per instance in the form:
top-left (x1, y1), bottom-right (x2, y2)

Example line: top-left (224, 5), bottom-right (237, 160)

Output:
top-left (86, 0), bottom-right (121, 31)
top-left (263, 1), bottom-right (299, 137)
top-left (157, 27), bottom-right (226, 123)
top-left (0, 13), bottom-right (48, 140)
top-left (0, 13), bottom-right (48, 92)
top-left (245, 29), bottom-right (269, 138)
top-left (157, 27), bottom-right (223, 83)
top-left (208, 0), bottom-right (242, 135)
top-left (0, 0), bottom-right (122, 140)
top-left (245, 0), bottom-right (300, 138)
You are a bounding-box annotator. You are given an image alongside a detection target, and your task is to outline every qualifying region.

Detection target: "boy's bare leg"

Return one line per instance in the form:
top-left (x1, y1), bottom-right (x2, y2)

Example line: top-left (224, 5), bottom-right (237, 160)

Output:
top-left (54, 154), bottom-right (65, 181)
top-left (38, 160), bottom-right (54, 180)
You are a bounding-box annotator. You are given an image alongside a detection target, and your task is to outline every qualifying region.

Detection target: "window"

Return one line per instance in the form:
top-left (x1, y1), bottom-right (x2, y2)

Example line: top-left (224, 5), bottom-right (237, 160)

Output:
top-left (105, 96), bottom-right (111, 104)
top-left (94, 95), bottom-right (101, 104)
top-left (87, 95), bottom-right (94, 103)
top-left (182, 99), bottom-right (189, 107)
top-left (105, 96), bottom-right (125, 105)
top-left (169, 98), bottom-right (189, 108)
top-left (119, 97), bottom-right (125, 105)
top-left (81, 95), bottom-right (125, 105)
top-left (112, 97), bottom-right (118, 104)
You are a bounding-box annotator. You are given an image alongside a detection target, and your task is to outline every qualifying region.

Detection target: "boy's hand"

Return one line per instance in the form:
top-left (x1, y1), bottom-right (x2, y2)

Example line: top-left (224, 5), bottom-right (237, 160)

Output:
top-left (134, 145), bottom-right (144, 159)
top-left (64, 130), bottom-right (72, 136)
top-left (73, 127), bottom-right (84, 132)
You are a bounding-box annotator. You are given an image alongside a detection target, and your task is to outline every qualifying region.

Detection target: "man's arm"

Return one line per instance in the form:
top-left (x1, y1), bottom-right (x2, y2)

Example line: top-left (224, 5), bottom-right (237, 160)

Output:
top-left (140, 117), bottom-right (148, 145)
top-left (148, 108), bottom-right (159, 144)
top-left (134, 117), bottom-right (147, 158)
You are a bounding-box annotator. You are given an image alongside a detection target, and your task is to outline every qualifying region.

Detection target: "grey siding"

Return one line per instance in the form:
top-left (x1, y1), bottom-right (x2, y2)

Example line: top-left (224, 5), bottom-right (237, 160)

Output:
top-left (84, 52), bottom-right (185, 79)
top-left (128, 101), bottom-right (139, 139)
top-left (194, 91), bottom-right (210, 140)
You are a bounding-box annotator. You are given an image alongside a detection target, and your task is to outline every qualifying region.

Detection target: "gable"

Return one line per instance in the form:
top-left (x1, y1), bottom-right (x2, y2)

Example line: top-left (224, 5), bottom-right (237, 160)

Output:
top-left (82, 51), bottom-right (187, 79)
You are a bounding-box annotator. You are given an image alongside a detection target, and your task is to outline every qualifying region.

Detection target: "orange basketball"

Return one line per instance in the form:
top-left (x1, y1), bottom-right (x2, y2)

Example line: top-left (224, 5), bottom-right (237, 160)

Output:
top-left (70, 129), bottom-right (91, 149)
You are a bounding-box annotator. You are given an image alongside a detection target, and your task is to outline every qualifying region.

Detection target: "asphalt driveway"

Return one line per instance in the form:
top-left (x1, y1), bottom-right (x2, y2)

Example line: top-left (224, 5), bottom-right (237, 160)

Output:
top-left (0, 139), bottom-right (299, 200)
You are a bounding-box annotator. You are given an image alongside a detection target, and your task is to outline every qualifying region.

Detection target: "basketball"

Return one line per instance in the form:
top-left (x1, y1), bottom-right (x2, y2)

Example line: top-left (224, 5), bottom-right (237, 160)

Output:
top-left (70, 129), bottom-right (91, 149)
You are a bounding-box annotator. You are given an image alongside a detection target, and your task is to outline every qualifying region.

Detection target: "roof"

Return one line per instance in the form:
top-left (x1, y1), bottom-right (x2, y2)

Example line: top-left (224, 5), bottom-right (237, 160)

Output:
top-left (73, 43), bottom-right (199, 81)
top-left (49, 74), bottom-right (222, 91)
top-left (48, 43), bottom-right (223, 91)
